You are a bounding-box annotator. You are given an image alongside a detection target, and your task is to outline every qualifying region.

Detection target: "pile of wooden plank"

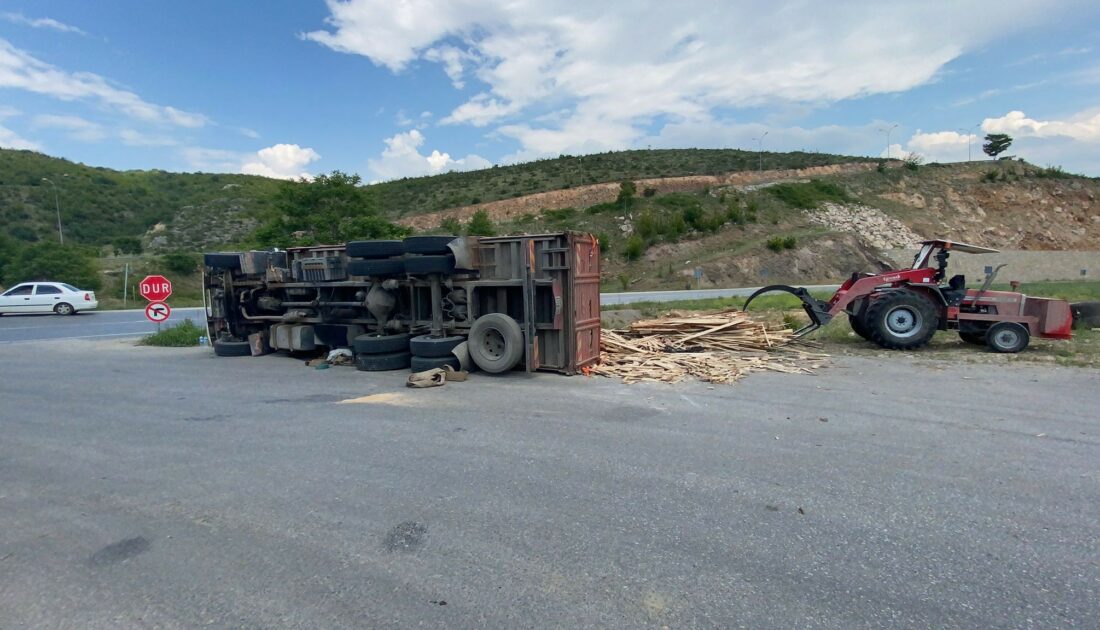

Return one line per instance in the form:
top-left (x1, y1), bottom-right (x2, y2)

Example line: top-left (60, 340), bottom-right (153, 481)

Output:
top-left (593, 309), bottom-right (826, 384)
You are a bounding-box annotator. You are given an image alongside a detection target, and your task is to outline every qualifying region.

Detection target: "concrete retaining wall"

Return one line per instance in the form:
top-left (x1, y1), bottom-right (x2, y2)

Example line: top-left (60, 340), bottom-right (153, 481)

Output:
top-left (884, 249), bottom-right (1098, 283)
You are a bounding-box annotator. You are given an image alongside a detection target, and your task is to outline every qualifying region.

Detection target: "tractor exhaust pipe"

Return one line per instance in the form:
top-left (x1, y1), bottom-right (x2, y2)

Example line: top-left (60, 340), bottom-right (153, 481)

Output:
top-left (743, 284), bottom-right (834, 337)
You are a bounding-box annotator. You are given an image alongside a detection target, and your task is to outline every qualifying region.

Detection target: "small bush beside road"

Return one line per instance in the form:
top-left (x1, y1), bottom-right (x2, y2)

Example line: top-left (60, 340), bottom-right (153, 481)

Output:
top-left (140, 318), bottom-right (205, 347)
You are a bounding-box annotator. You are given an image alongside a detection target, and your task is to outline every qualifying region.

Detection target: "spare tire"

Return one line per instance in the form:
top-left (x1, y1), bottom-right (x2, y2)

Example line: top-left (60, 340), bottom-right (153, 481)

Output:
top-left (1071, 302), bottom-right (1100, 329)
top-left (403, 235), bottom-right (457, 255)
top-left (204, 253), bottom-right (242, 270)
top-left (353, 332), bottom-right (411, 354)
top-left (410, 354), bottom-right (461, 372)
top-left (346, 240), bottom-right (405, 259)
top-left (347, 258), bottom-right (405, 277)
top-left (409, 334), bottom-right (465, 357)
top-left (355, 351), bottom-right (412, 371)
top-left (468, 313), bottom-right (525, 373)
top-left (213, 339), bottom-right (251, 357)
top-left (404, 255), bottom-right (456, 275)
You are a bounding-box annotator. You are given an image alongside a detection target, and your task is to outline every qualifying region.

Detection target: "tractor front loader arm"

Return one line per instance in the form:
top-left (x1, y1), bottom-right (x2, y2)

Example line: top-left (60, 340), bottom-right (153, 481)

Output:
top-left (743, 284), bottom-right (835, 337)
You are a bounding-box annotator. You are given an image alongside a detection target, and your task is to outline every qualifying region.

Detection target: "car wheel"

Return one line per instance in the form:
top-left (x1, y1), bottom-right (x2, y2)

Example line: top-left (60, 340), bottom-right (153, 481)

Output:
top-left (410, 354), bottom-right (462, 372)
top-left (353, 332), bottom-right (411, 354)
top-left (409, 334), bottom-right (465, 357)
top-left (468, 313), bottom-right (525, 373)
top-left (54, 302), bottom-right (75, 316)
top-left (355, 351), bottom-right (412, 371)
top-left (986, 322), bottom-right (1029, 353)
top-left (213, 339), bottom-right (252, 357)
top-left (864, 289), bottom-right (939, 350)
top-left (403, 235), bottom-right (457, 255)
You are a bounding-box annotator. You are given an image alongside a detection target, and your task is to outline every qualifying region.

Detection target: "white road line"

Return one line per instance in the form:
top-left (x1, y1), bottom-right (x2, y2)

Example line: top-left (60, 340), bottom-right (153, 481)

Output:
top-left (0, 331), bottom-right (152, 344)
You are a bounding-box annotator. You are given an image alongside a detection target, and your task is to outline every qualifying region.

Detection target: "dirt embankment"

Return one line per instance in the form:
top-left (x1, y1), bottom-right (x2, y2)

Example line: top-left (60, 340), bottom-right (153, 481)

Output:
top-left (398, 162), bottom-right (882, 230)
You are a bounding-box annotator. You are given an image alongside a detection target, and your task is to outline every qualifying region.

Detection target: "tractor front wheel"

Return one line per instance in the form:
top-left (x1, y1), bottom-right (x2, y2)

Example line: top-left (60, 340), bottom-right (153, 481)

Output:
top-left (986, 322), bottom-right (1029, 353)
top-left (865, 289), bottom-right (939, 350)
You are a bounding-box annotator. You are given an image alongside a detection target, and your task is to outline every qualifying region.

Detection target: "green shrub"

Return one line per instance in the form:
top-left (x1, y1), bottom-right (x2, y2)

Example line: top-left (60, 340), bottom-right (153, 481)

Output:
top-left (766, 237), bottom-right (785, 252)
top-left (624, 235), bottom-right (645, 260)
top-left (466, 209), bottom-right (496, 236)
top-left (617, 273), bottom-right (630, 290)
top-left (159, 251), bottom-right (199, 276)
top-left (1033, 165), bottom-right (1071, 179)
top-left (876, 161), bottom-right (887, 174)
top-left (745, 199), bottom-right (759, 222)
top-left (585, 202), bottom-right (618, 214)
top-left (981, 169), bottom-right (1001, 183)
top-left (768, 179), bottom-right (849, 209)
top-left (642, 187), bottom-right (657, 198)
top-left (782, 236), bottom-right (797, 249)
top-left (636, 212), bottom-right (659, 240)
top-left (595, 233), bottom-right (610, 253)
top-left (616, 181), bottom-right (636, 207)
top-left (542, 207), bottom-right (576, 221)
top-left (112, 236), bottom-right (142, 255)
top-left (439, 217), bottom-right (462, 233)
top-left (3, 242), bottom-right (101, 290)
top-left (140, 318), bottom-right (205, 347)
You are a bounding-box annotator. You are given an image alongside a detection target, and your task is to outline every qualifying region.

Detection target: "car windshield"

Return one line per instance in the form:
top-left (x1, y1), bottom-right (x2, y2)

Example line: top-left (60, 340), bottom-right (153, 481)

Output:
top-left (60, 283), bottom-right (79, 292)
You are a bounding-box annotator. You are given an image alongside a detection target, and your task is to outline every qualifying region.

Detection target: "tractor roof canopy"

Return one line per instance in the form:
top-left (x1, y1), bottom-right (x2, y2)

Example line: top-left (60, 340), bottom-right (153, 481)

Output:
top-left (921, 239), bottom-right (999, 254)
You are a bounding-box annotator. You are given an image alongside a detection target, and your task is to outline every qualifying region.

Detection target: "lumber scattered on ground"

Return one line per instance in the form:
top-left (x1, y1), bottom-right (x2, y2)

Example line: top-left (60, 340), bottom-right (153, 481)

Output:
top-left (593, 309), bottom-right (827, 384)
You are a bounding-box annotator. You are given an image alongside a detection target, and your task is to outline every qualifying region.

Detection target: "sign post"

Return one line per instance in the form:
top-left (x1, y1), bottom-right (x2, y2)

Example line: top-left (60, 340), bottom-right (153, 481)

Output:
top-left (140, 275), bottom-right (172, 325)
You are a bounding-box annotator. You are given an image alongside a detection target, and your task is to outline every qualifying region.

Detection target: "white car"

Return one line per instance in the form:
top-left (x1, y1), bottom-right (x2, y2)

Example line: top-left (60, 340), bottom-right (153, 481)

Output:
top-left (0, 282), bottom-right (98, 315)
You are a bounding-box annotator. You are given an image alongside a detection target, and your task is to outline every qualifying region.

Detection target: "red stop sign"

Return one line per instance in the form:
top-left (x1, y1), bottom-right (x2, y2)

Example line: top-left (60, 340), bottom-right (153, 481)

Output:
top-left (139, 275), bottom-right (173, 302)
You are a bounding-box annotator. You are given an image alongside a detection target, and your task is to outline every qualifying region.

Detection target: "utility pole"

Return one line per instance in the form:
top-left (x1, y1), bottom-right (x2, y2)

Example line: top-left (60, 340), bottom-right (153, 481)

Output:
top-left (41, 177), bottom-right (64, 245)
top-left (957, 123), bottom-right (980, 162)
top-left (878, 124), bottom-right (898, 160)
top-left (751, 131), bottom-right (768, 171)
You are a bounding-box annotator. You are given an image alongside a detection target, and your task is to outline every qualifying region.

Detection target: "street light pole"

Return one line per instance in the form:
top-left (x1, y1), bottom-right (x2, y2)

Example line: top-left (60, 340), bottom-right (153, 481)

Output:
top-left (41, 177), bottom-right (64, 245)
top-left (752, 131), bottom-right (768, 171)
top-left (879, 124), bottom-right (898, 160)
top-left (957, 123), bottom-right (980, 162)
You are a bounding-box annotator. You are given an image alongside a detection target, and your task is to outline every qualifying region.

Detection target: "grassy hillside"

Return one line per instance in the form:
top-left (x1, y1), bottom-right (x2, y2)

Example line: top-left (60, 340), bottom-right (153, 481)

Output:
top-left (0, 149), bottom-right (280, 249)
top-left (372, 149), bottom-right (871, 218)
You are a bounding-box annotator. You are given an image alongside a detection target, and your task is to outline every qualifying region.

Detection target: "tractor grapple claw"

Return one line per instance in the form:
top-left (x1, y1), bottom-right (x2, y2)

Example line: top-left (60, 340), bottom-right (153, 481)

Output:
top-left (743, 284), bottom-right (834, 338)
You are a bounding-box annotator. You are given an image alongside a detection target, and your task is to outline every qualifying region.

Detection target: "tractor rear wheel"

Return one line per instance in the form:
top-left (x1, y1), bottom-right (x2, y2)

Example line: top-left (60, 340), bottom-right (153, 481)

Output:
top-left (986, 322), bottom-right (1029, 353)
top-left (864, 289), bottom-right (939, 350)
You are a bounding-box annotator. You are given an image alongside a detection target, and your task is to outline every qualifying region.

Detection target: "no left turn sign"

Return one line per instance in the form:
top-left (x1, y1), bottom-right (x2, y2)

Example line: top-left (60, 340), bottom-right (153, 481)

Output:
top-left (145, 301), bottom-right (171, 323)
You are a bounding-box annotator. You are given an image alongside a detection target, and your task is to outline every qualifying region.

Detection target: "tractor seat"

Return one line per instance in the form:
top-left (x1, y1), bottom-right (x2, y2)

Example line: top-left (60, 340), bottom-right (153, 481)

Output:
top-left (948, 274), bottom-right (966, 290)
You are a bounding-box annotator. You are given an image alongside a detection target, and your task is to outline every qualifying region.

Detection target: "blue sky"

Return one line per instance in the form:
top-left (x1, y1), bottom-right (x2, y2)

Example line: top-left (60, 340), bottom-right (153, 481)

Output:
top-left (1, 1), bottom-right (1098, 179)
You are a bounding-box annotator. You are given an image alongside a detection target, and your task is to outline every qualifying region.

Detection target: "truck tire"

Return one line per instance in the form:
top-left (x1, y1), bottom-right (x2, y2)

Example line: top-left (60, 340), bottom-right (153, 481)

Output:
top-left (864, 289), bottom-right (939, 350)
top-left (404, 255), bottom-right (456, 275)
top-left (986, 322), bottom-right (1029, 353)
top-left (468, 313), bottom-right (524, 373)
top-left (204, 253), bottom-right (241, 270)
top-left (346, 240), bottom-right (405, 259)
top-left (403, 235), bottom-right (457, 255)
top-left (353, 332), bottom-right (411, 355)
top-left (213, 339), bottom-right (251, 357)
top-left (1071, 302), bottom-right (1100, 329)
top-left (409, 334), bottom-right (465, 357)
top-left (410, 354), bottom-right (461, 372)
top-left (355, 351), bottom-right (412, 371)
top-left (347, 259), bottom-right (405, 277)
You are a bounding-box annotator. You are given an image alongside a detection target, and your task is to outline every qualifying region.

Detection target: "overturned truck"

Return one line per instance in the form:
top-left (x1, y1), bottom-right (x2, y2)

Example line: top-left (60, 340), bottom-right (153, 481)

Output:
top-left (203, 232), bottom-right (601, 375)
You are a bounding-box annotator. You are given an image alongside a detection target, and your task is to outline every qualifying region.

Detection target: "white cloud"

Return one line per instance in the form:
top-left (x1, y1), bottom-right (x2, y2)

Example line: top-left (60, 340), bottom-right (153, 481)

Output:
top-left (31, 114), bottom-right (105, 141)
top-left (307, 0), bottom-right (1056, 157)
top-left (0, 38), bottom-right (209, 127)
top-left (237, 127), bottom-right (261, 139)
top-left (119, 128), bottom-right (178, 147)
top-left (181, 147), bottom-right (245, 172)
top-left (367, 129), bottom-right (491, 180)
top-left (0, 123), bottom-right (39, 150)
top-left (240, 143), bottom-right (321, 180)
top-left (2, 12), bottom-right (87, 36)
top-left (904, 131), bottom-right (974, 162)
top-left (982, 109), bottom-right (1100, 141)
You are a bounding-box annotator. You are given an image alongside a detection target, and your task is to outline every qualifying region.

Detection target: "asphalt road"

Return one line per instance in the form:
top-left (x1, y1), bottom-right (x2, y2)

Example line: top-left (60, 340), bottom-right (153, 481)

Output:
top-left (1, 285), bottom-right (841, 343)
top-left (1, 340), bottom-right (1096, 628)
top-left (0, 307), bottom-right (206, 344)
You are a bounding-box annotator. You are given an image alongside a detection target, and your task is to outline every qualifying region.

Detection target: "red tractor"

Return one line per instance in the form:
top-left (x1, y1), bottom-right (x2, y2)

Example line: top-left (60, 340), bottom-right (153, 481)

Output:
top-left (744, 239), bottom-right (1073, 353)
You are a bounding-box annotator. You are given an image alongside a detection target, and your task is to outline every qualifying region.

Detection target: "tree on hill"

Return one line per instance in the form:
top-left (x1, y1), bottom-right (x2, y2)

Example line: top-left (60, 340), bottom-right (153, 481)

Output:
top-left (982, 134), bottom-right (1013, 159)
top-left (253, 171), bottom-right (408, 245)
top-left (465, 209), bottom-right (496, 236)
top-left (3, 242), bottom-right (101, 290)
